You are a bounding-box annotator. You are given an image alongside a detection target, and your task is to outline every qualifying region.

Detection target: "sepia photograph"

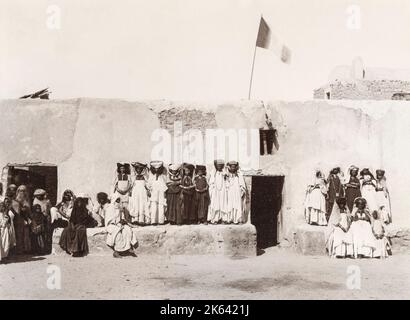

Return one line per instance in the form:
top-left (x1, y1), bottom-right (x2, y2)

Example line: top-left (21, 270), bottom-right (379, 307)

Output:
top-left (0, 0), bottom-right (409, 308)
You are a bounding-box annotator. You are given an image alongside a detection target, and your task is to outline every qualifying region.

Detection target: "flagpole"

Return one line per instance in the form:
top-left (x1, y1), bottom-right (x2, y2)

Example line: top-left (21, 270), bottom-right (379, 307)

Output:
top-left (248, 14), bottom-right (263, 100)
top-left (248, 44), bottom-right (257, 100)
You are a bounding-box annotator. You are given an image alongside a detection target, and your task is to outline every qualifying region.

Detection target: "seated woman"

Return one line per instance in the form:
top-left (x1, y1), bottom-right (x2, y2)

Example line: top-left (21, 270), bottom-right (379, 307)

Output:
top-left (326, 198), bottom-right (353, 258)
top-left (105, 195), bottom-right (138, 258)
top-left (50, 190), bottom-right (76, 228)
top-left (350, 197), bottom-right (376, 259)
top-left (59, 196), bottom-right (90, 257)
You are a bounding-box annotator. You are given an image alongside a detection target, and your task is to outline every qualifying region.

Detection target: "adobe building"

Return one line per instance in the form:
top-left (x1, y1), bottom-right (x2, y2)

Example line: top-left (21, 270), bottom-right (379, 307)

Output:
top-left (1, 97), bottom-right (410, 255)
top-left (313, 57), bottom-right (410, 100)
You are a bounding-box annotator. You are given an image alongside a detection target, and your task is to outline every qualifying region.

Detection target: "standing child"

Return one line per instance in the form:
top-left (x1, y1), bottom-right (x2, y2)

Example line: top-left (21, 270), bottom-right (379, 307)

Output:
top-left (30, 204), bottom-right (47, 255)
top-left (371, 210), bottom-right (391, 259)
top-left (193, 165), bottom-right (210, 224)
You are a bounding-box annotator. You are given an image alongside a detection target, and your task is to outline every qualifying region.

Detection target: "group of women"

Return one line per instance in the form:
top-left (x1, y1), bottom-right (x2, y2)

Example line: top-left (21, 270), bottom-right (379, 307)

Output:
top-left (0, 159), bottom-right (248, 261)
top-left (0, 185), bottom-right (56, 261)
top-left (112, 160), bottom-right (247, 226)
top-left (304, 166), bottom-right (392, 259)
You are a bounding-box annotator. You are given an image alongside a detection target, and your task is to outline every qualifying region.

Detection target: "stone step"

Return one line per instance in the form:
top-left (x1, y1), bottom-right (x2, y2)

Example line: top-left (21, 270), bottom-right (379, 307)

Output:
top-left (52, 224), bottom-right (257, 257)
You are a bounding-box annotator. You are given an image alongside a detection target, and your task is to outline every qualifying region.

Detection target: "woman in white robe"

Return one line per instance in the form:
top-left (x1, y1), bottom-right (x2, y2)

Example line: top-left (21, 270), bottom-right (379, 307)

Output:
top-left (105, 196), bottom-right (138, 258)
top-left (360, 168), bottom-right (378, 214)
top-left (350, 197), bottom-right (376, 258)
top-left (147, 161), bottom-right (167, 225)
top-left (208, 160), bottom-right (228, 224)
top-left (375, 169), bottom-right (391, 224)
top-left (305, 170), bottom-right (328, 226)
top-left (225, 161), bottom-right (246, 224)
top-left (112, 163), bottom-right (132, 211)
top-left (0, 202), bottom-right (15, 262)
top-left (325, 198), bottom-right (353, 258)
top-left (128, 162), bottom-right (150, 225)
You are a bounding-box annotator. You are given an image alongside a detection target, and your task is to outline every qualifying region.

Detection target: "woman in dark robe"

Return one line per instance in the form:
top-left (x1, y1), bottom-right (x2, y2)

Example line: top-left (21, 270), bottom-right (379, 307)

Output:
top-left (30, 204), bottom-right (47, 255)
top-left (59, 197), bottom-right (89, 257)
top-left (165, 164), bottom-right (183, 225)
top-left (181, 163), bottom-right (195, 224)
top-left (12, 185), bottom-right (32, 254)
top-left (345, 165), bottom-right (361, 213)
top-left (193, 165), bottom-right (210, 224)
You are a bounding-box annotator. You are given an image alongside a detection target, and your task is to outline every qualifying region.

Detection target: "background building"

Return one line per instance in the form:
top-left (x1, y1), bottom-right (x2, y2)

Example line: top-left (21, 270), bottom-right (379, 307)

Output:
top-left (314, 57), bottom-right (410, 100)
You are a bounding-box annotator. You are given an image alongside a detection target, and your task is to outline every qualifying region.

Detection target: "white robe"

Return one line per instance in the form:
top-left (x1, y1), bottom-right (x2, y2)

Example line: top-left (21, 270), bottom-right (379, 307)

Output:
top-left (225, 172), bottom-right (246, 223)
top-left (304, 178), bottom-right (328, 226)
top-left (208, 170), bottom-right (228, 223)
top-left (350, 210), bottom-right (376, 258)
top-left (0, 212), bottom-right (15, 261)
top-left (147, 173), bottom-right (167, 224)
top-left (129, 179), bottom-right (150, 224)
top-left (105, 203), bottom-right (137, 252)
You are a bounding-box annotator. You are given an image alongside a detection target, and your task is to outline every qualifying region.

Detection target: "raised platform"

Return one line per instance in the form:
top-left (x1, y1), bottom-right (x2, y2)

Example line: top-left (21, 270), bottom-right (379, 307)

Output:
top-left (52, 224), bottom-right (257, 257)
top-left (294, 223), bottom-right (410, 256)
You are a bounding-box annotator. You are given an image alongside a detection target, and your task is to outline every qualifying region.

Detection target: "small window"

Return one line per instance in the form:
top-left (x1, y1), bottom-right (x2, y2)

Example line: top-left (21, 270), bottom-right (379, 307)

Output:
top-left (259, 129), bottom-right (277, 155)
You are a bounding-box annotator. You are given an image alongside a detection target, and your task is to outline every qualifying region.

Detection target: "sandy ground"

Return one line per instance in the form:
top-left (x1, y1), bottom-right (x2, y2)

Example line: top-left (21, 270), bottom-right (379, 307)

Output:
top-left (1, 247), bottom-right (409, 300)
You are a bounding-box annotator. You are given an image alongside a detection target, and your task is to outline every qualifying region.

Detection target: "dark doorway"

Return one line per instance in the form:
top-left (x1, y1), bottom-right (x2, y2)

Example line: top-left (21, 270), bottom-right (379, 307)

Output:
top-left (6, 164), bottom-right (58, 205)
top-left (251, 175), bottom-right (284, 249)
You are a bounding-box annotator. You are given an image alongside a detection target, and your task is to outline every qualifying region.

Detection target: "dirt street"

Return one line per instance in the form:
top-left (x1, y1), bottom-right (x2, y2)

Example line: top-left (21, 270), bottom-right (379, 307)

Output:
top-left (1, 247), bottom-right (409, 300)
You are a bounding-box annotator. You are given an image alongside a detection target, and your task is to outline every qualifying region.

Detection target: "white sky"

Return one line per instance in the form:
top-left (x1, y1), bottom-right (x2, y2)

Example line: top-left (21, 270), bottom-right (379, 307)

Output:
top-left (1, 0), bottom-right (410, 101)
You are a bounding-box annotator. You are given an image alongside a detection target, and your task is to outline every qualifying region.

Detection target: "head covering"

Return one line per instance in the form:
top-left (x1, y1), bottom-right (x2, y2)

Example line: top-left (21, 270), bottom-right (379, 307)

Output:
top-left (360, 168), bottom-right (374, 179)
top-left (33, 189), bottom-right (46, 197)
top-left (97, 192), bottom-right (109, 203)
top-left (376, 169), bottom-right (385, 177)
top-left (214, 159), bottom-right (225, 166)
top-left (354, 197), bottom-right (367, 206)
top-left (131, 162), bottom-right (147, 169)
top-left (150, 160), bottom-right (164, 169)
top-left (330, 167), bottom-right (341, 175)
top-left (117, 163), bottom-right (131, 174)
top-left (182, 163), bottom-right (195, 173)
top-left (195, 165), bottom-right (207, 175)
top-left (169, 164), bottom-right (182, 176)
top-left (349, 165), bottom-right (359, 173)
top-left (150, 161), bottom-right (165, 175)
top-left (76, 192), bottom-right (90, 199)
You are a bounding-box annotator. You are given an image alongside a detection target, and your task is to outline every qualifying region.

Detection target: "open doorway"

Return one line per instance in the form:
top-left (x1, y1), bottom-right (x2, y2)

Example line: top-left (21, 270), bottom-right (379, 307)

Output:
top-left (250, 175), bottom-right (284, 249)
top-left (3, 164), bottom-right (58, 205)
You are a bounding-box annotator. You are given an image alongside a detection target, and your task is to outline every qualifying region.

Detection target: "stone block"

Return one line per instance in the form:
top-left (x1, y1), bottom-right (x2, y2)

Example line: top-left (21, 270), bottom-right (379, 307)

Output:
top-left (52, 224), bottom-right (257, 257)
top-left (294, 224), bottom-right (327, 256)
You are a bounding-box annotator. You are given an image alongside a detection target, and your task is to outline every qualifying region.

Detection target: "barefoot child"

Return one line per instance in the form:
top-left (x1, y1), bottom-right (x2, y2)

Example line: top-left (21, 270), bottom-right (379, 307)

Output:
top-left (371, 210), bottom-right (391, 259)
